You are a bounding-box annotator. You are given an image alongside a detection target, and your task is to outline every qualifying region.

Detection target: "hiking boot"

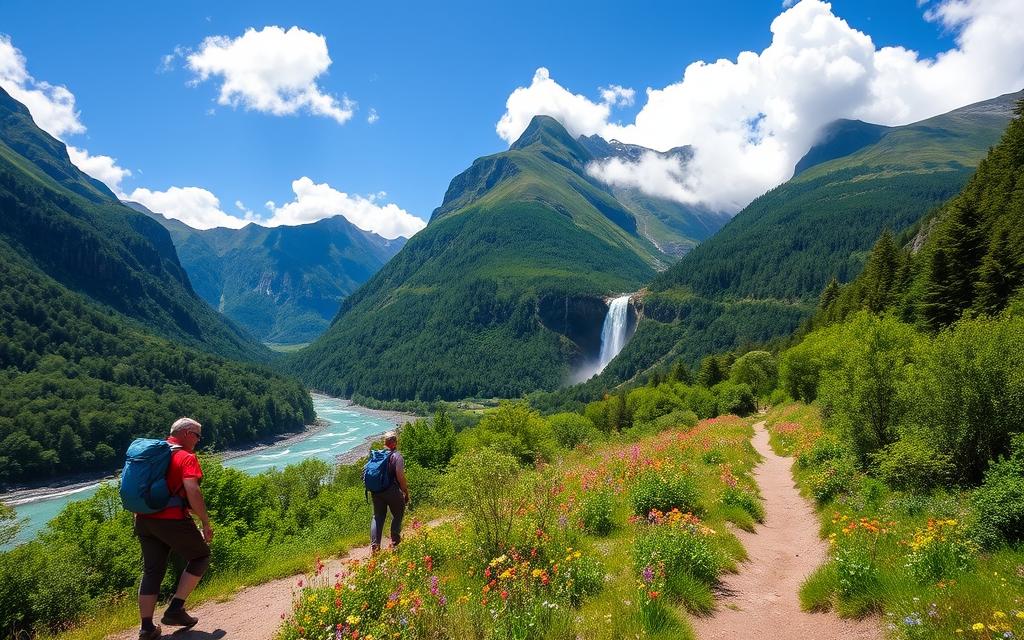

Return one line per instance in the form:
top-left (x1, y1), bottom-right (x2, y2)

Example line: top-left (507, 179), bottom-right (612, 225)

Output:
top-left (138, 625), bottom-right (161, 640)
top-left (160, 607), bottom-right (198, 627)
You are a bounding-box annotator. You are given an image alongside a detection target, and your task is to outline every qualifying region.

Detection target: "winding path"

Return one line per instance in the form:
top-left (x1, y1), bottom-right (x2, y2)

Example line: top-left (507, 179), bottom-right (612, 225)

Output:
top-left (692, 421), bottom-right (880, 640)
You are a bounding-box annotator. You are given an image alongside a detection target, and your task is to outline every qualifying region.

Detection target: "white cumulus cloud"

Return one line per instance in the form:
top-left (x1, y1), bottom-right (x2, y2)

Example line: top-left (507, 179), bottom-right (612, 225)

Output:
top-left (497, 0), bottom-right (1024, 213)
top-left (186, 26), bottom-right (355, 124)
top-left (66, 146), bottom-right (132, 197)
top-left (0, 35), bottom-right (85, 139)
top-left (128, 186), bottom-right (251, 230)
top-left (496, 67), bottom-right (634, 143)
top-left (264, 177), bottom-right (425, 239)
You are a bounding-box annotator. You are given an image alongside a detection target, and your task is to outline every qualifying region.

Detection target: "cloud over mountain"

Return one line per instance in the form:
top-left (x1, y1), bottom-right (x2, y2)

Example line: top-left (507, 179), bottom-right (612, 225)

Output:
top-left (497, 0), bottom-right (1024, 212)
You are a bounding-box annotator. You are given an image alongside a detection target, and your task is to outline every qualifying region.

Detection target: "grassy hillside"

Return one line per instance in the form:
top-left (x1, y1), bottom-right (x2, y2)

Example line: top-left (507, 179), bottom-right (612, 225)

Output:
top-left (134, 205), bottom-right (405, 344)
top-left (290, 116), bottom-right (669, 400)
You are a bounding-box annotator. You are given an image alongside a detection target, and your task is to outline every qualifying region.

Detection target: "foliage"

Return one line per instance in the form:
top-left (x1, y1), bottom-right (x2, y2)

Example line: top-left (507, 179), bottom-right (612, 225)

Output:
top-left (872, 435), bottom-right (954, 493)
top-left (401, 407), bottom-right (458, 470)
top-left (633, 509), bottom-right (722, 588)
top-left (630, 472), bottom-right (703, 518)
top-left (579, 489), bottom-right (615, 536)
top-left (442, 448), bottom-right (529, 557)
top-left (547, 412), bottom-right (600, 449)
top-left (464, 401), bottom-right (556, 465)
top-left (971, 434), bottom-right (1024, 548)
top-left (728, 350), bottom-right (778, 397)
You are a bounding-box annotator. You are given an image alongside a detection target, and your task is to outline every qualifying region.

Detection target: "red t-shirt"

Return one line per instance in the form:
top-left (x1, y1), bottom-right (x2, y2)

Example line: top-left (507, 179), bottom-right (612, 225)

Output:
top-left (138, 436), bottom-right (203, 520)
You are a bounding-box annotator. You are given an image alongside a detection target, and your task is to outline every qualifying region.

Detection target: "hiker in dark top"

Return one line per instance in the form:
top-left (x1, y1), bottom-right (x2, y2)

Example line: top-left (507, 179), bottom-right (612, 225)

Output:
top-left (369, 430), bottom-right (409, 552)
top-left (135, 417), bottom-right (213, 640)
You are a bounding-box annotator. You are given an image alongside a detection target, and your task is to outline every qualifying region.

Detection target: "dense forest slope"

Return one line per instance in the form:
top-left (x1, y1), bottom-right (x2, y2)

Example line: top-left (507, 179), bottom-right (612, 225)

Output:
top-left (133, 205), bottom-right (405, 344)
top-left (0, 87), bottom-right (267, 362)
top-left (592, 89), bottom-right (1022, 390)
top-left (819, 96), bottom-right (1024, 330)
top-left (0, 89), bottom-right (314, 483)
top-left (291, 116), bottom-right (710, 400)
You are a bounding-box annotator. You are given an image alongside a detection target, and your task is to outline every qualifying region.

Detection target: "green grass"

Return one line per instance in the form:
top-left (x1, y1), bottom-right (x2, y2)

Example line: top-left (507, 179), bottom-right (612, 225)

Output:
top-left (265, 342), bottom-right (310, 353)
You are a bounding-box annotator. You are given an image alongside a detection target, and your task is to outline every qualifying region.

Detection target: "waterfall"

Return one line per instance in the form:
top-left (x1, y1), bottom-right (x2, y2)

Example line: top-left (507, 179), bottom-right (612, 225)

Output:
top-left (596, 295), bottom-right (631, 374)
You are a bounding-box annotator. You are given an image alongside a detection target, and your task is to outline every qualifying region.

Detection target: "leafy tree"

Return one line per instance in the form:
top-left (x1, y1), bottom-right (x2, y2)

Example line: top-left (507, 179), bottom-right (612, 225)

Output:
top-left (466, 401), bottom-right (556, 464)
top-left (729, 350), bottom-right (778, 397)
top-left (400, 407), bottom-right (457, 470)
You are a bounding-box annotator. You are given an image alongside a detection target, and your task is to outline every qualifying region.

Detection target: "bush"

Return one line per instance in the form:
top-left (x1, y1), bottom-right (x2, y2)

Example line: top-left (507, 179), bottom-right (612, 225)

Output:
top-left (797, 434), bottom-right (848, 470)
top-left (712, 381), bottom-right (757, 416)
top-left (809, 456), bottom-right (857, 504)
top-left (971, 436), bottom-right (1024, 547)
top-left (634, 516), bottom-right (721, 586)
top-left (872, 434), bottom-right (954, 493)
top-left (579, 489), bottom-right (615, 536)
top-left (548, 412), bottom-right (600, 449)
top-left (653, 409), bottom-right (698, 431)
top-left (631, 472), bottom-right (703, 517)
top-left (721, 486), bottom-right (764, 523)
top-left (400, 408), bottom-right (457, 470)
top-left (683, 386), bottom-right (718, 419)
top-left (442, 448), bottom-right (528, 556)
top-left (468, 401), bottom-right (556, 464)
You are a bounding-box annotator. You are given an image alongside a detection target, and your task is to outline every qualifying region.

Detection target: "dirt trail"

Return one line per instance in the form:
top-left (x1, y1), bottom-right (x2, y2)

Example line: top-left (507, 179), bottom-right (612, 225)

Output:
top-left (691, 421), bottom-right (880, 640)
top-left (108, 519), bottom-right (444, 640)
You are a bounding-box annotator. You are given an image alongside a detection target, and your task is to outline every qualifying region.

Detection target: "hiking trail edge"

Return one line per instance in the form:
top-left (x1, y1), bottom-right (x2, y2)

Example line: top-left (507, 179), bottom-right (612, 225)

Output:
top-left (108, 518), bottom-right (447, 640)
top-left (691, 421), bottom-right (880, 640)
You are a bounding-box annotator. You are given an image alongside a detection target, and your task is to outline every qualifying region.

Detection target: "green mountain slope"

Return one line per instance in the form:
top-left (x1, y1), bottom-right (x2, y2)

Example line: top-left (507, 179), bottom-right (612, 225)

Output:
top-left (0, 87), bottom-right (267, 362)
top-left (131, 204), bottom-right (406, 344)
top-left (290, 116), bottom-right (670, 400)
top-left (596, 89), bottom-right (1022, 390)
top-left (820, 96), bottom-right (1024, 329)
top-left (0, 88), bottom-right (314, 483)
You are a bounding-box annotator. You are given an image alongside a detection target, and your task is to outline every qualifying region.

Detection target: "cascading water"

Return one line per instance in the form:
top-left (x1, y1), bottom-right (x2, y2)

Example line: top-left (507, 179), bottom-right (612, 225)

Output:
top-left (596, 295), bottom-right (631, 374)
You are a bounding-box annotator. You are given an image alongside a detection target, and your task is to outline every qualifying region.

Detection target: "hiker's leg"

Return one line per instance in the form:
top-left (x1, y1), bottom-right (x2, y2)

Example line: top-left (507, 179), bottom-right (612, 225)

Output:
top-left (136, 519), bottom-right (170, 623)
top-left (370, 491), bottom-right (388, 551)
top-left (169, 520), bottom-right (211, 602)
top-left (388, 486), bottom-right (406, 548)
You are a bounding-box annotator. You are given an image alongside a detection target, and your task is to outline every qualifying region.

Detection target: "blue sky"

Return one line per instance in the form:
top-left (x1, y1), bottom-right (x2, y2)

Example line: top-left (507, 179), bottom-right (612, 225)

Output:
top-left (2, 0), bottom-right (1022, 236)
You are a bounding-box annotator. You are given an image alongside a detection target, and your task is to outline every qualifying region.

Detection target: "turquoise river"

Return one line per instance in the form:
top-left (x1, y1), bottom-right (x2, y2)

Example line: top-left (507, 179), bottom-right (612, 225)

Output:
top-left (3, 393), bottom-right (400, 547)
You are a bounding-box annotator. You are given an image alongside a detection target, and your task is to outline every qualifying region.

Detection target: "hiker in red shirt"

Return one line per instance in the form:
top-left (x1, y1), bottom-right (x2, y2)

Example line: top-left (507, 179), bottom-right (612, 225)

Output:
top-left (135, 417), bottom-right (214, 640)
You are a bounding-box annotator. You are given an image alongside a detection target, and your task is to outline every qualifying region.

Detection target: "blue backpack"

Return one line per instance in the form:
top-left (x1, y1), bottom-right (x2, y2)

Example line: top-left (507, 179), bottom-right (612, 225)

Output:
top-left (119, 438), bottom-right (186, 514)
top-left (363, 449), bottom-right (394, 498)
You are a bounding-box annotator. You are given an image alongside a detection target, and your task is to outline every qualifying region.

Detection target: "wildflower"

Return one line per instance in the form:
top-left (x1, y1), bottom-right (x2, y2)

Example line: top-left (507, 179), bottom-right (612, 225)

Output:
top-left (974, 623), bottom-right (987, 631)
top-left (641, 566), bottom-right (654, 584)
top-left (346, 615), bottom-right (361, 626)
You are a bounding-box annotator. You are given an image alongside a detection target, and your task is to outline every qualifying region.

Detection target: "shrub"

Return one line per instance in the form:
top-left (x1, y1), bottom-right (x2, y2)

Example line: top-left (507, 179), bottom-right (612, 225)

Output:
top-left (872, 434), bottom-right (954, 493)
top-left (442, 448), bottom-right (528, 556)
top-left (548, 412), bottom-right (600, 449)
top-left (721, 486), bottom-right (764, 523)
top-left (400, 408), bottom-right (457, 470)
top-left (712, 381), bottom-right (757, 416)
top-left (809, 456), bottom-right (857, 504)
top-left (653, 409), bottom-right (698, 431)
top-left (634, 512), bottom-right (721, 586)
top-left (579, 489), bottom-right (615, 536)
top-left (684, 386), bottom-right (718, 419)
top-left (797, 434), bottom-right (848, 470)
top-left (469, 401), bottom-right (557, 464)
top-left (631, 472), bottom-right (703, 517)
top-left (971, 436), bottom-right (1024, 547)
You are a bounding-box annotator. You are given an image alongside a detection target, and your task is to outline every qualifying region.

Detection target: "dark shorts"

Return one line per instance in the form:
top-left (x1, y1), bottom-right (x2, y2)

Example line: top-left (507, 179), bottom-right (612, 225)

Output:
top-left (135, 517), bottom-right (211, 595)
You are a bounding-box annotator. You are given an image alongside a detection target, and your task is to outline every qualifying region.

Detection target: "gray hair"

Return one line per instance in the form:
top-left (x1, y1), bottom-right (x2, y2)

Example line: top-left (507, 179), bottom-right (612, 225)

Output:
top-left (170, 417), bottom-right (202, 435)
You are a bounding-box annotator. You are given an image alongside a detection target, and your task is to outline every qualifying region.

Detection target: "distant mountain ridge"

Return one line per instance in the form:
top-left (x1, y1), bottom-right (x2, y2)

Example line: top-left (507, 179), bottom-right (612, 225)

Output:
top-left (290, 115), bottom-right (724, 400)
top-left (130, 204), bottom-right (406, 344)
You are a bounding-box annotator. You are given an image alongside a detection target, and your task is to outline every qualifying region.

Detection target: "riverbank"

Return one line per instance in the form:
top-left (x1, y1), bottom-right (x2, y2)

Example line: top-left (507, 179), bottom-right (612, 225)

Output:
top-left (1, 395), bottom-right (418, 506)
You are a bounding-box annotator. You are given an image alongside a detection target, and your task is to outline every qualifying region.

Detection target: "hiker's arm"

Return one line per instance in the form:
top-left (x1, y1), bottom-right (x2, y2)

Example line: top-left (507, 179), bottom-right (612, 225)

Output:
top-left (183, 477), bottom-right (213, 542)
top-left (397, 467), bottom-right (410, 503)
